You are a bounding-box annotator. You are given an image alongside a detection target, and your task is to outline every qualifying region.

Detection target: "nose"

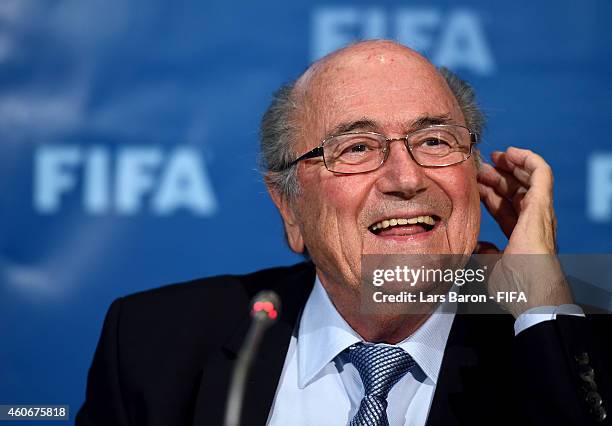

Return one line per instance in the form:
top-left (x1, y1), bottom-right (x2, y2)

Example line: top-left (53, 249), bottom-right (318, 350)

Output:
top-left (374, 139), bottom-right (427, 199)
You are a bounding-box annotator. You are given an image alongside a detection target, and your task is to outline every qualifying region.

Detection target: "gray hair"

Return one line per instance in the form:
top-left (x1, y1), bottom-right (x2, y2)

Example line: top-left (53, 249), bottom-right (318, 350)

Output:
top-left (260, 66), bottom-right (485, 201)
top-left (260, 84), bottom-right (302, 200)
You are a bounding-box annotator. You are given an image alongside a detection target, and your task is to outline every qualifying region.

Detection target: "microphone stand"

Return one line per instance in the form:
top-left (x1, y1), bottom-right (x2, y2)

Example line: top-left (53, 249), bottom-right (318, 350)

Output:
top-left (224, 291), bottom-right (280, 426)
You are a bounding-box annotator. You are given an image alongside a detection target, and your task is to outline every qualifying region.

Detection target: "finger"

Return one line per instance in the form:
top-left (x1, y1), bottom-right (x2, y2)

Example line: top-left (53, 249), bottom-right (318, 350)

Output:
top-left (512, 186), bottom-right (527, 213)
top-left (477, 162), bottom-right (526, 201)
top-left (505, 146), bottom-right (547, 173)
top-left (491, 151), bottom-right (532, 187)
top-left (504, 147), bottom-right (554, 189)
top-left (491, 151), bottom-right (515, 173)
top-left (478, 182), bottom-right (518, 238)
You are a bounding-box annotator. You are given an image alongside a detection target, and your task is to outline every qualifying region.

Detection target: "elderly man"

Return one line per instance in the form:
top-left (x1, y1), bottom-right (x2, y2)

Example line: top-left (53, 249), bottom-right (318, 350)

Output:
top-left (77, 40), bottom-right (610, 426)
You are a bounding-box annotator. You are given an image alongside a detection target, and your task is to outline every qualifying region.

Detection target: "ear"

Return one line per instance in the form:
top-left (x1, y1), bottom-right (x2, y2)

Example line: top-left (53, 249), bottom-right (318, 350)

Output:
top-left (266, 177), bottom-right (305, 254)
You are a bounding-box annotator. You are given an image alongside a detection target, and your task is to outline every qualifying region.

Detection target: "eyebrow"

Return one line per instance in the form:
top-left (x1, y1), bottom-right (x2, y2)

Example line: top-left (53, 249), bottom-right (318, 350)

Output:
top-left (326, 114), bottom-right (454, 138)
top-left (411, 114), bottom-right (453, 129)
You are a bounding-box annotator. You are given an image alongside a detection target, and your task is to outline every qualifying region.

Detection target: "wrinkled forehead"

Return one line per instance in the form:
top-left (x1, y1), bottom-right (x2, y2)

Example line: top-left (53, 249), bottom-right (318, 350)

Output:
top-left (295, 43), bottom-right (463, 143)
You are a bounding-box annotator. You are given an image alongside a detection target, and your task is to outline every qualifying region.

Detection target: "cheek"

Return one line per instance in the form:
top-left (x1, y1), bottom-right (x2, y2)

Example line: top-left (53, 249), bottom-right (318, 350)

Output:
top-left (321, 175), bottom-right (373, 227)
top-left (438, 165), bottom-right (480, 250)
top-left (303, 170), bottom-right (367, 216)
top-left (297, 172), bottom-right (370, 245)
top-left (447, 164), bottom-right (479, 212)
top-left (294, 172), bottom-right (342, 246)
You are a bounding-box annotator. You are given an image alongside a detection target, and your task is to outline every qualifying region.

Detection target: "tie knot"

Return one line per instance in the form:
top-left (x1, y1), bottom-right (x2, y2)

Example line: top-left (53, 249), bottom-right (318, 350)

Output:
top-left (345, 343), bottom-right (416, 399)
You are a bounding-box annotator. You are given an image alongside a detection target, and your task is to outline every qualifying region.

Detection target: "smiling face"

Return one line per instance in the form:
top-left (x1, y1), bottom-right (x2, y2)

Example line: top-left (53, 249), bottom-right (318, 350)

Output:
top-left (271, 41), bottom-right (481, 292)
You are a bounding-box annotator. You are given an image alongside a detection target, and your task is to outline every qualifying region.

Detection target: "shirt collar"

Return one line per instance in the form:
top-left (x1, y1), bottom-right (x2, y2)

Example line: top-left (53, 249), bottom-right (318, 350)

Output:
top-left (297, 274), bottom-right (456, 388)
top-left (297, 275), bottom-right (361, 388)
top-left (393, 298), bottom-right (455, 384)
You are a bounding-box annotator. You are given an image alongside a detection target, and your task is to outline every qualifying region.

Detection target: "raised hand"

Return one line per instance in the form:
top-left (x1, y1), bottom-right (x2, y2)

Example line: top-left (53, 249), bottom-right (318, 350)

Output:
top-left (476, 147), bottom-right (573, 317)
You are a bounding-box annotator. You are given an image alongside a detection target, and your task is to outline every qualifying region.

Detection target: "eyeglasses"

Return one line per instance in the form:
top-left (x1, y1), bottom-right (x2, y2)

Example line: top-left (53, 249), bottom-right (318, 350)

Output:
top-left (287, 124), bottom-right (478, 174)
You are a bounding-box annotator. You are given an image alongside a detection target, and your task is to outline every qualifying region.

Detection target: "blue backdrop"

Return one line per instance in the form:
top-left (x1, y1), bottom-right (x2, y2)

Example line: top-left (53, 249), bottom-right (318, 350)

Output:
top-left (1, 0), bottom-right (612, 421)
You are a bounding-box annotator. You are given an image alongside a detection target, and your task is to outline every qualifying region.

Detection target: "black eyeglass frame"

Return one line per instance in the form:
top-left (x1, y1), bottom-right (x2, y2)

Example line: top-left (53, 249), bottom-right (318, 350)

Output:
top-left (287, 124), bottom-right (479, 174)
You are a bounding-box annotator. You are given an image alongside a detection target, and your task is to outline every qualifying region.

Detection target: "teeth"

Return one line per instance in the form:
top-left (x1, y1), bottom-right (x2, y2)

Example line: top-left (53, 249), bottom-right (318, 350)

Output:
top-left (370, 215), bottom-right (437, 232)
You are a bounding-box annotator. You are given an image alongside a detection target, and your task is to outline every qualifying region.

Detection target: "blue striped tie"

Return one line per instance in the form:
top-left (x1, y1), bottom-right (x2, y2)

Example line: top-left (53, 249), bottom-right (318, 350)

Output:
top-left (346, 343), bottom-right (416, 426)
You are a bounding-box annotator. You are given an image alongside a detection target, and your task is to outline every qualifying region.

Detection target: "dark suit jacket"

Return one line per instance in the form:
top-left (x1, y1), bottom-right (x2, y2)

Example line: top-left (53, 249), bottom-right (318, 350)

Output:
top-left (77, 261), bottom-right (611, 425)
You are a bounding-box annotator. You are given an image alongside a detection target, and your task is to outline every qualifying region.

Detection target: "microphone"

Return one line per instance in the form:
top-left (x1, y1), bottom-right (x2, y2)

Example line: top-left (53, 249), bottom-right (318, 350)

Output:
top-left (224, 291), bottom-right (281, 426)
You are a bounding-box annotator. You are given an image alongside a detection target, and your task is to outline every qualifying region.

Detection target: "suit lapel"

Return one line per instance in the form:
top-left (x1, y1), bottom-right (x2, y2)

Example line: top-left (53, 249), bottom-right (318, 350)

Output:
top-left (426, 312), bottom-right (515, 426)
top-left (425, 313), bottom-right (479, 426)
top-left (192, 262), bottom-right (315, 426)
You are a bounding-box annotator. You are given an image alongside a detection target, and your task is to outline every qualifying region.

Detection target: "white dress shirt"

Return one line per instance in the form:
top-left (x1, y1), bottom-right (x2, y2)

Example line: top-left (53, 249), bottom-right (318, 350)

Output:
top-left (267, 276), bottom-right (584, 426)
